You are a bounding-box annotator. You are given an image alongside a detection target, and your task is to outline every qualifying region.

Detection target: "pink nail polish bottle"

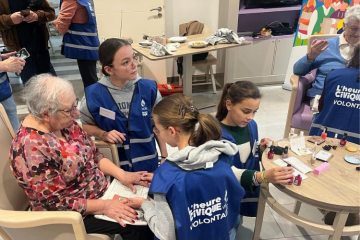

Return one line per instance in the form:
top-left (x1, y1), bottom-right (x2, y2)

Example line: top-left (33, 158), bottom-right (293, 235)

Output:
top-left (294, 174), bottom-right (302, 186)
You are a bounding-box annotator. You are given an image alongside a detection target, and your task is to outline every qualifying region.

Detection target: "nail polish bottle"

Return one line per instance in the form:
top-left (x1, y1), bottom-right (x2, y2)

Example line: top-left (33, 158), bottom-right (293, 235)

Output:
top-left (339, 133), bottom-right (347, 147)
top-left (294, 174), bottom-right (302, 186)
top-left (281, 146), bottom-right (289, 159)
top-left (287, 163), bottom-right (294, 185)
top-left (310, 142), bottom-right (317, 166)
top-left (321, 127), bottom-right (327, 140)
top-left (332, 133), bottom-right (338, 150)
top-left (267, 146), bottom-right (274, 159)
top-left (289, 128), bottom-right (295, 140)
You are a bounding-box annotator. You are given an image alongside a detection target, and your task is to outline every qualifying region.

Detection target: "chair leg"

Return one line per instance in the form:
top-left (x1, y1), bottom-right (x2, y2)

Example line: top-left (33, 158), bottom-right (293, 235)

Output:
top-left (206, 66), bottom-right (210, 82)
top-left (209, 66), bottom-right (216, 94)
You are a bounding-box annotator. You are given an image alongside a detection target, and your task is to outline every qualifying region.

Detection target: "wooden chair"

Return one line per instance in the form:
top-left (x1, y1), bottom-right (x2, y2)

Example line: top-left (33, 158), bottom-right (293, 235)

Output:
top-left (0, 103), bottom-right (114, 240)
top-left (283, 34), bottom-right (340, 138)
top-left (178, 25), bottom-right (220, 94)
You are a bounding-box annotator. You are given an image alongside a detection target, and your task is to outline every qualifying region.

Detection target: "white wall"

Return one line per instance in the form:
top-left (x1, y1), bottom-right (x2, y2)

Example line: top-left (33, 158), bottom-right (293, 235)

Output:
top-left (164, 0), bottom-right (220, 77)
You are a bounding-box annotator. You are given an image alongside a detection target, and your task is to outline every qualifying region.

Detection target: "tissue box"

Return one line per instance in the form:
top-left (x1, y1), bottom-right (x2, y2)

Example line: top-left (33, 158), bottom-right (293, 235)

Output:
top-left (313, 162), bottom-right (330, 175)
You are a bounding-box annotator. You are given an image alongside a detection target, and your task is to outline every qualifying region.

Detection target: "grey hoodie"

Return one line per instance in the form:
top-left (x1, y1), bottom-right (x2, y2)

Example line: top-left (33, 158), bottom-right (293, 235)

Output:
top-left (142, 140), bottom-right (247, 240)
top-left (80, 75), bottom-right (162, 125)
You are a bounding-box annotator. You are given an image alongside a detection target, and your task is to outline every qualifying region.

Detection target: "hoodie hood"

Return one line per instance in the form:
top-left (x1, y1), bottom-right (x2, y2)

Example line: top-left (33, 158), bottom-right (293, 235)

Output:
top-left (166, 140), bottom-right (238, 170)
top-left (98, 74), bottom-right (141, 90)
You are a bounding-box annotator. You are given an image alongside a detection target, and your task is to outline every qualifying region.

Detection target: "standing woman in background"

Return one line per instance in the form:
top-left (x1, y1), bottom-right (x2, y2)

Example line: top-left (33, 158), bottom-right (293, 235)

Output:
top-left (216, 81), bottom-right (272, 218)
top-left (54, 0), bottom-right (100, 89)
top-left (0, 0), bottom-right (57, 85)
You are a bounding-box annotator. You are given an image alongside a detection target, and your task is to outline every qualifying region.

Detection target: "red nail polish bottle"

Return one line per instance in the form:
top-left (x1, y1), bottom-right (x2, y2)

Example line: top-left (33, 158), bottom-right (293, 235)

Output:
top-left (294, 174), bottom-right (302, 186)
top-left (287, 163), bottom-right (294, 185)
top-left (267, 146), bottom-right (274, 159)
top-left (321, 127), bottom-right (327, 140)
top-left (339, 133), bottom-right (347, 147)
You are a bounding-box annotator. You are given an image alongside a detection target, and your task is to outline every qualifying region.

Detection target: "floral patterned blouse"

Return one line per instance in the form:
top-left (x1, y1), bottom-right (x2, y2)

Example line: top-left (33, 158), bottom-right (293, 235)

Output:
top-left (9, 120), bottom-right (109, 215)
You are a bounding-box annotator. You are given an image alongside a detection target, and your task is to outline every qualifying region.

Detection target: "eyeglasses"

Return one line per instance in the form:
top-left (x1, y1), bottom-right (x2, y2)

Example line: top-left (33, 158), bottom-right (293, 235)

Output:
top-left (58, 99), bottom-right (79, 116)
top-left (346, 25), bottom-right (360, 33)
top-left (154, 126), bottom-right (167, 135)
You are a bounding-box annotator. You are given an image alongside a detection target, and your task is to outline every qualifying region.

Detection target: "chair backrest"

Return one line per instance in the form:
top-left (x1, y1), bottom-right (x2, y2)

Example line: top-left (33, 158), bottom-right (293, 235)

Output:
top-left (94, 140), bottom-right (120, 166)
top-left (307, 34), bottom-right (340, 53)
top-left (0, 104), bottom-right (29, 211)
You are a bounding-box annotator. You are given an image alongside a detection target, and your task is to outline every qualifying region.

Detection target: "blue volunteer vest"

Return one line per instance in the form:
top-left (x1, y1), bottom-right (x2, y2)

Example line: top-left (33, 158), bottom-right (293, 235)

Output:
top-left (310, 68), bottom-right (360, 144)
top-left (149, 154), bottom-right (244, 240)
top-left (0, 72), bottom-right (12, 102)
top-left (221, 120), bottom-right (260, 217)
top-left (60, 0), bottom-right (100, 60)
top-left (85, 79), bottom-right (158, 172)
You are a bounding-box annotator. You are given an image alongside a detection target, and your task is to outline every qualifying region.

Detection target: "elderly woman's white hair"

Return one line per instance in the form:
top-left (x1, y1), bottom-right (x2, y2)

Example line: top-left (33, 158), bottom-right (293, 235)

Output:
top-left (344, 5), bottom-right (360, 25)
top-left (22, 73), bottom-right (74, 120)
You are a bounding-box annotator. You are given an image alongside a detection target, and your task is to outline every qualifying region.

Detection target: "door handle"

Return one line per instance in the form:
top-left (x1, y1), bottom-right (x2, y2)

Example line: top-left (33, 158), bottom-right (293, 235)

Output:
top-left (150, 7), bottom-right (162, 12)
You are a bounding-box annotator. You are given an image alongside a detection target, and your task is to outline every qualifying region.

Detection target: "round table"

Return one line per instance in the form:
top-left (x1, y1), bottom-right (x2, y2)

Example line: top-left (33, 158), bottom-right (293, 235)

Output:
top-left (253, 137), bottom-right (360, 240)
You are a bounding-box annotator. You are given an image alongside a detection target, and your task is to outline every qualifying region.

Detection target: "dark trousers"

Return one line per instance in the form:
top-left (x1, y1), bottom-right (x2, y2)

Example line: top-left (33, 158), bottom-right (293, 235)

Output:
top-left (83, 215), bottom-right (154, 240)
top-left (20, 50), bottom-right (56, 85)
top-left (77, 59), bottom-right (98, 89)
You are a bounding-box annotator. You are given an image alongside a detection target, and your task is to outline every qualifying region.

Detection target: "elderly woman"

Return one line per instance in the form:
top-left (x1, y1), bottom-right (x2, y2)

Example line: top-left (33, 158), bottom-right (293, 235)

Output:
top-left (293, 5), bottom-right (360, 106)
top-left (9, 74), bottom-right (153, 240)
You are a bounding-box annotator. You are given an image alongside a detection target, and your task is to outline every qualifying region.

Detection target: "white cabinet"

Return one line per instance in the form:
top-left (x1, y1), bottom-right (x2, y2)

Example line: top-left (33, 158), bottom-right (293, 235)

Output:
top-left (232, 37), bottom-right (293, 85)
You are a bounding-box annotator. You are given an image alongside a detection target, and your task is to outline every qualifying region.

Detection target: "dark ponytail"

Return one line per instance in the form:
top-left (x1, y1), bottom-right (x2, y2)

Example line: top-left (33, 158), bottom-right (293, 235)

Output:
top-left (216, 81), bottom-right (262, 121)
top-left (348, 45), bottom-right (360, 82)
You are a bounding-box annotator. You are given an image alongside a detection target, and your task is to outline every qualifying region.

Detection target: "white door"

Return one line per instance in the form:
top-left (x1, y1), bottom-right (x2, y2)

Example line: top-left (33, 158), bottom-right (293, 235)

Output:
top-left (93, 0), bottom-right (167, 83)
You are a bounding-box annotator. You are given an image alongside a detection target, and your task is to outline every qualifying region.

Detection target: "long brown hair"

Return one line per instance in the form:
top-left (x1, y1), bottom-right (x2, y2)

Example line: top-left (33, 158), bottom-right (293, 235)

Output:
top-left (98, 38), bottom-right (130, 76)
top-left (348, 45), bottom-right (360, 81)
top-left (216, 81), bottom-right (262, 121)
top-left (153, 94), bottom-right (222, 147)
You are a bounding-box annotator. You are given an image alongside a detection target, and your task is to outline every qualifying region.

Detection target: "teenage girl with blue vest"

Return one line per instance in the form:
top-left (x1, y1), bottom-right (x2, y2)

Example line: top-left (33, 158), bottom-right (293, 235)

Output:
top-left (80, 38), bottom-right (167, 173)
top-left (127, 94), bottom-right (294, 240)
top-left (216, 81), bottom-right (273, 218)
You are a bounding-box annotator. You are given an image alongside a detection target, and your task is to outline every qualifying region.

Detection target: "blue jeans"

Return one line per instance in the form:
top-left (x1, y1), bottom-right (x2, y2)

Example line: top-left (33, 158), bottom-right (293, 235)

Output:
top-left (229, 214), bottom-right (242, 240)
top-left (1, 96), bottom-right (19, 132)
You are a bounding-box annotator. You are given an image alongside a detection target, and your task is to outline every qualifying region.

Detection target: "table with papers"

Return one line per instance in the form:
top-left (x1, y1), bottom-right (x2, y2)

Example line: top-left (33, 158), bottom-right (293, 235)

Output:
top-left (253, 136), bottom-right (360, 240)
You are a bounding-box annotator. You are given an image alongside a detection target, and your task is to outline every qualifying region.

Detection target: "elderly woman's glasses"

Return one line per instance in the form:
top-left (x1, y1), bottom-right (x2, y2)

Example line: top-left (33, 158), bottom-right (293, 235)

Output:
top-left (58, 99), bottom-right (79, 116)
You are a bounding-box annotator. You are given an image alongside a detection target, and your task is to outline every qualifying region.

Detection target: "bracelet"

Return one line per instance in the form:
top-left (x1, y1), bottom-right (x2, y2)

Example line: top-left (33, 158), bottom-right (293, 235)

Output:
top-left (261, 171), bottom-right (268, 183)
top-left (101, 131), bottom-right (107, 140)
top-left (160, 156), bottom-right (167, 159)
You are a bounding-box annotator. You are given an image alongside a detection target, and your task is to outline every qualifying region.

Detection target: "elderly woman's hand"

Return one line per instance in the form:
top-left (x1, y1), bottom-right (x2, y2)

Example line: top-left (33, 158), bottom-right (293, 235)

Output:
top-left (119, 170), bottom-right (149, 193)
top-left (103, 199), bottom-right (138, 227)
top-left (307, 39), bottom-right (329, 61)
top-left (263, 166), bottom-right (294, 184)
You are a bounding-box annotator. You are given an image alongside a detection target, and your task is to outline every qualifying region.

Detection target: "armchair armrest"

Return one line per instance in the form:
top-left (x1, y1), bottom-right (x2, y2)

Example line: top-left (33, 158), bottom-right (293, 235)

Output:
top-left (284, 75), bottom-right (300, 138)
top-left (0, 210), bottom-right (84, 228)
top-left (94, 140), bottom-right (120, 166)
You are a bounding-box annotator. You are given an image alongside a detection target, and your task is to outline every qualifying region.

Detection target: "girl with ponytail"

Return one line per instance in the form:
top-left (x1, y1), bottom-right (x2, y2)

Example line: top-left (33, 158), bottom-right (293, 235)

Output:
top-left (217, 81), bottom-right (289, 219)
top-left (127, 93), bottom-right (293, 240)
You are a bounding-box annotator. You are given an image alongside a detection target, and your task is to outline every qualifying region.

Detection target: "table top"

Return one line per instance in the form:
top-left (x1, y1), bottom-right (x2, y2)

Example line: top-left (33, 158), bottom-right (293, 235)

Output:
top-left (262, 137), bottom-right (360, 212)
top-left (132, 33), bottom-right (251, 61)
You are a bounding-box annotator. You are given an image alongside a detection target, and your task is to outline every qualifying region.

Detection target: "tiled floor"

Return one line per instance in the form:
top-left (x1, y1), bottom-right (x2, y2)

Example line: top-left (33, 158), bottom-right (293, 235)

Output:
top-left (3, 35), bottom-right (359, 240)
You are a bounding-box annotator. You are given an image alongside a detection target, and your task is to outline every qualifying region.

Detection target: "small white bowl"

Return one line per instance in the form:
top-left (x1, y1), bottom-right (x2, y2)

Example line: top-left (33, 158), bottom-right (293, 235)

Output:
top-left (168, 36), bottom-right (187, 43)
top-left (188, 41), bottom-right (208, 48)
